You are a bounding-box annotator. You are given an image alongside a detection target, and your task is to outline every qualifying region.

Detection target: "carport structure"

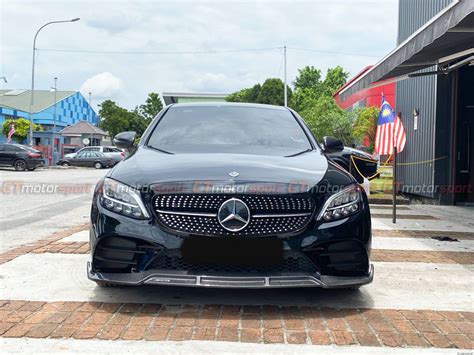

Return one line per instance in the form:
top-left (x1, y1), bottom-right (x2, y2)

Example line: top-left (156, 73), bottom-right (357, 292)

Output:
top-left (340, 0), bottom-right (474, 205)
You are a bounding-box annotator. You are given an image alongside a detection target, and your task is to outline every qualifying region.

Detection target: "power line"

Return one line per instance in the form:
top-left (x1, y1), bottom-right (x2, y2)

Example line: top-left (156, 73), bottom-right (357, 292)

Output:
top-left (36, 47), bottom-right (283, 55)
top-left (288, 47), bottom-right (382, 58)
top-left (36, 46), bottom-right (382, 58)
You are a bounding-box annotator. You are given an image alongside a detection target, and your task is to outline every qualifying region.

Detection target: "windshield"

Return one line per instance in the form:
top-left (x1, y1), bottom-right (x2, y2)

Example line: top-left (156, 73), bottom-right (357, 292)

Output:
top-left (147, 105), bottom-right (313, 155)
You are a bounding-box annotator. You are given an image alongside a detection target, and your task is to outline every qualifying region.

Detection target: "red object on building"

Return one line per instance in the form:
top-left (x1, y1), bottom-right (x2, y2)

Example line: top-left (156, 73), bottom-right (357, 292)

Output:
top-left (333, 66), bottom-right (395, 110)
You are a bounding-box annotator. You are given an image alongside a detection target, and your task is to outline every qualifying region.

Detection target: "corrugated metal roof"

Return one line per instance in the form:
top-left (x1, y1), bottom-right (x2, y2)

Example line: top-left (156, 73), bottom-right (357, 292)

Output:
top-left (59, 121), bottom-right (107, 136)
top-left (0, 89), bottom-right (75, 113)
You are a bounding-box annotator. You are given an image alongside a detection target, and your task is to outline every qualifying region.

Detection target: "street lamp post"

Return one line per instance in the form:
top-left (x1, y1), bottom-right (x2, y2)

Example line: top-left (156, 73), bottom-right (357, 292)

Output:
top-left (28, 18), bottom-right (80, 146)
top-left (89, 92), bottom-right (93, 146)
top-left (50, 77), bottom-right (58, 166)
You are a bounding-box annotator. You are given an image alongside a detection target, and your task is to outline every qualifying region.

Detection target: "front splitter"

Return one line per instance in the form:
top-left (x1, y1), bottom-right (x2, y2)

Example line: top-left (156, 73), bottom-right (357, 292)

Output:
top-left (87, 262), bottom-right (374, 289)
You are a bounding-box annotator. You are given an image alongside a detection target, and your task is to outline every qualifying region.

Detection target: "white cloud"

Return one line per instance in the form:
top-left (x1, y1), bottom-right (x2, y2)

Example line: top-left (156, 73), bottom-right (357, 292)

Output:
top-left (80, 72), bottom-right (123, 100)
top-left (1, 0), bottom-right (398, 110)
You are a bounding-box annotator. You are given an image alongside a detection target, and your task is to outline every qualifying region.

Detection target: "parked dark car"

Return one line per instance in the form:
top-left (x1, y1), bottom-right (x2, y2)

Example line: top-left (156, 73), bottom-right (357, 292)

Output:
top-left (326, 143), bottom-right (379, 183)
top-left (0, 144), bottom-right (44, 171)
top-left (57, 151), bottom-right (115, 169)
top-left (88, 103), bottom-right (373, 289)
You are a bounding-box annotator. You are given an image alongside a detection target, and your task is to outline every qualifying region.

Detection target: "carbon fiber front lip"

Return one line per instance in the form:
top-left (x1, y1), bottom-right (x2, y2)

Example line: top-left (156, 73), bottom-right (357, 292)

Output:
top-left (87, 263), bottom-right (374, 289)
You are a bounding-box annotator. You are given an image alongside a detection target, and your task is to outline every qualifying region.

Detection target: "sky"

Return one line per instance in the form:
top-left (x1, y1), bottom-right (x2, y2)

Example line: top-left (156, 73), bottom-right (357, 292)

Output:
top-left (0, 0), bottom-right (398, 111)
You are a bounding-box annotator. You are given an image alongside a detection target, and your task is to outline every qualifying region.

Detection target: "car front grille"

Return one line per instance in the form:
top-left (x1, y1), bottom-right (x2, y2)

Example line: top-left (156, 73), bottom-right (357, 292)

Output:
top-left (153, 194), bottom-right (315, 237)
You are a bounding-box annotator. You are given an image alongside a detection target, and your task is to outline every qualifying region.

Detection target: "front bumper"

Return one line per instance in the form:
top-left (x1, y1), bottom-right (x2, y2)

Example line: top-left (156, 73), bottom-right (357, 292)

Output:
top-left (88, 262), bottom-right (373, 289)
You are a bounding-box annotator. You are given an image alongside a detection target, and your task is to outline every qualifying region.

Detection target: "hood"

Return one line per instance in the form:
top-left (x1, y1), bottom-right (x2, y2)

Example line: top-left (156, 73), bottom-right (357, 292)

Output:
top-left (109, 146), bottom-right (329, 189)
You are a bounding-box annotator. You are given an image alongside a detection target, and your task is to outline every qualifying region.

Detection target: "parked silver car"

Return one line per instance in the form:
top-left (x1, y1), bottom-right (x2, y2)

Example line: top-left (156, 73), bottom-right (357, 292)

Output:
top-left (65, 146), bottom-right (124, 164)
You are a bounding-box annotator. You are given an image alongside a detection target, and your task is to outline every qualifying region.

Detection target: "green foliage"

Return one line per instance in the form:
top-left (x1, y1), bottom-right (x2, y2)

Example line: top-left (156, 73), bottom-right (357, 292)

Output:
top-left (352, 106), bottom-right (379, 152)
top-left (293, 66), bottom-right (322, 92)
top-left (2, 118), bottom-right (42, 143)
top-left (226, 79), bottom-right (291, 107)
top-left (256, 78), bottom-right (292, 106)
top-left (321, 66), bottom-right (349, 96)
top-left (225, 65), bottom-right (353, 143)
top-left (99, 100), bottom-right (147, 140)
top-left (136, 92), bottom-right (164, 122)
top-left (226, 84), bottom-right (261, 103)
top-left (299, 95), bottom-right (352, 144)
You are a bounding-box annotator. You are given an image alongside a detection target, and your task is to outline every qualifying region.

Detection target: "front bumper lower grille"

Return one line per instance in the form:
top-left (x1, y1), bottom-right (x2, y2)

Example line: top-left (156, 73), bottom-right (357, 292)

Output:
top-left (153, 194), bottom-right (315, 237)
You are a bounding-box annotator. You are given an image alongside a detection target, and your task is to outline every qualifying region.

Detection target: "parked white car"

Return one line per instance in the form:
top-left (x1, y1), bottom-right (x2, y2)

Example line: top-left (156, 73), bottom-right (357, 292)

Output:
top-left (65, 146), bottom-right (125, 164)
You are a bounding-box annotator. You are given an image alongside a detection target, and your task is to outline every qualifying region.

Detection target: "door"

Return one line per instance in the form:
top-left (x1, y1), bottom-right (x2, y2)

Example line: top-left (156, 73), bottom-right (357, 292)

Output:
top-left (455, 65), bottom-right (474, 205)
top-left (1, 145), bottom-right (21, 165)
top-left (72, 151), bottom-right (88, 167)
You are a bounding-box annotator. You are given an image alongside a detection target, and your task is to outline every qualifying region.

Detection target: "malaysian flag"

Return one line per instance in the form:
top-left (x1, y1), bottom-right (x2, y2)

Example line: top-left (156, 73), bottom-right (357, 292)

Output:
top-left (6, 122), bottom-right (15, 144)
top-left (374, 95), bottom-right (406, 155)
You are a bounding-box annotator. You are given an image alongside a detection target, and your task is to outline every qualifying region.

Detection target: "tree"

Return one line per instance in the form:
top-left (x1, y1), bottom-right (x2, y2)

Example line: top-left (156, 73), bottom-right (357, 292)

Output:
top-left (289, 88), bottom-right (318, 113)
top-left (226, 84), bottom-right (261, 103)
top-left (2, 118), bottom-right (42, 143)
top-left (136, 92), bottom-right (163, 122)
top-left (299, 95), bottom-right (352, 144)
top-left (256, 78), bottom-right (292, 106)
top-left (352, 106), bottom-right (379, 152)
top-left (99, 100), bottom-right (147, 140)
top-left (321, 66), bottom-right (349, 96)
top-left (293, 66), bottom-right (322, 92)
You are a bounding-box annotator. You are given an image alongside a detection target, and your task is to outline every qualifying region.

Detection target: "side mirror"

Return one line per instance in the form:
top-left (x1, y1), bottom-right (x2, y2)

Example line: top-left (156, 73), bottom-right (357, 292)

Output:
top-left (322, 136), bottom-right (344, 153)
top-left (114, 131), bottom-right (136, 149)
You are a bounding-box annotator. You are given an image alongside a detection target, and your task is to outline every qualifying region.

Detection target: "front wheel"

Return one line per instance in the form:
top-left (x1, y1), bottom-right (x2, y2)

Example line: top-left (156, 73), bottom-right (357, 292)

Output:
top-left (61, 162), bottom-right (70, 167)
top-left (94, 162), bottom-right (103, 169)
top-left (14, 159), bottom-right (27, 171)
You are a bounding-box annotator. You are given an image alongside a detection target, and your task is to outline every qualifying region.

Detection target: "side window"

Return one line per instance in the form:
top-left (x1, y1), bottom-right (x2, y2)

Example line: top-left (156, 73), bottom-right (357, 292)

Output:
top-left (91, 152), bottom-right (99, 158)
top-left (76, 152), bottom-right (86, 158)
top-left (4, 145), bottom-right (19, 152)
top-left (113, 148), bottom-right (122, 152)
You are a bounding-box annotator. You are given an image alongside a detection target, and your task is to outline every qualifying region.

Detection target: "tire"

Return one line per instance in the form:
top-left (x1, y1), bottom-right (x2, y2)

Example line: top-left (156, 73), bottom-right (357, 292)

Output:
top-left (14, 159), bottom-right (27, 171)
top-left (27, 167), bottom-right (36, 171)
top-left (61, 162), bottom-right (70, 167)
top-left (94, 162), bottom-right (103, 169)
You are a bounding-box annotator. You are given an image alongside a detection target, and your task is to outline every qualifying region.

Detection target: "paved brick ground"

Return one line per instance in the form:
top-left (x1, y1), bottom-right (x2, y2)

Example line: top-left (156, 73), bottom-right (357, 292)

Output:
top-left (0, 301), bottom-right (472, 348)
top-left (0, 224), bottom-right (89, 265)
top-left (372, 229), bottom-right (474, 240)
top-left (371, 214), bottom-right (438, 220)
top-left (371, 250), bottom-right (474, 264)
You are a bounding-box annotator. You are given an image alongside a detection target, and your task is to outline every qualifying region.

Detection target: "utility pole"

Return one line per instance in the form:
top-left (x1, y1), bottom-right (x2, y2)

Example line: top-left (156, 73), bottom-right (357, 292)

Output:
top-left (283, 45), bottom-right (287, 107)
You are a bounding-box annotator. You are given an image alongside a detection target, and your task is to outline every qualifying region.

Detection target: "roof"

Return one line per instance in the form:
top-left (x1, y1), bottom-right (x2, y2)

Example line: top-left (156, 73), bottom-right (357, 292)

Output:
top-left (168, 102), bottom-right (288, 111)
top-left (340, 0), bottom-right (474, 99)
top-left (59, 121), bottom-right (107, 136)
top-left (0, 89), bottom-right (75, 113)
top-left (162, 92), bottom-right (228, 105)
top-left (333, 66), bottom-right (373, 97)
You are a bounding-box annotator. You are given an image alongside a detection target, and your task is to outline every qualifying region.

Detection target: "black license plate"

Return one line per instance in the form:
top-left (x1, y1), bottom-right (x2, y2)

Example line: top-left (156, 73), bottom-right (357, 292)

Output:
top-left (181, 237), bottom-right (283, 267)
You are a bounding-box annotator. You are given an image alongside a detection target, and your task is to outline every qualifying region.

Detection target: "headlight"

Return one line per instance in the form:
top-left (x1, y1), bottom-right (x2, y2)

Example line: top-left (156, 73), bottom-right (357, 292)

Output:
top-left (317, 184), bottom-right (362, 222)
top-left (101, 178), bottom-right (150, 219)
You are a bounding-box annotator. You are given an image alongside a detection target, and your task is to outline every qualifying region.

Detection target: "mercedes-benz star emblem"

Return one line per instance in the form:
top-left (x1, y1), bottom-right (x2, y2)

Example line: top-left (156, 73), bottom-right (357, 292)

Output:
top-left (218, 198), bottom-right (250, 232)
top-left (229, 171), bottom-right (239, 178)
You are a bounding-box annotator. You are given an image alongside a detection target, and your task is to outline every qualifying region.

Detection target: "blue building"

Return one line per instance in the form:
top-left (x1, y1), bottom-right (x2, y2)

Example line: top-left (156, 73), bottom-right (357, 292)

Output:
top-left (0, 89), bottom-right (98, 146)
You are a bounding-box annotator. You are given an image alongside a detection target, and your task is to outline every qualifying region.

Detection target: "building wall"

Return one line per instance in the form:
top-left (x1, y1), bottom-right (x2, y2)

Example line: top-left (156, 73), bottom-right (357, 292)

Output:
top-left (176, 96), bottom-right (227, 104)
top-left (395, 0), bottom-right (452, 199)
top-left (0, 92), bottom-right (97, 144)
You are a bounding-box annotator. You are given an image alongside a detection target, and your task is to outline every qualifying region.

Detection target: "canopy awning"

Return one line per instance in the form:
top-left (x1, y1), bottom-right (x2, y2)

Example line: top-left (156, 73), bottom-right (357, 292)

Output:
top-left (340, 0), bottom-right (474, 99)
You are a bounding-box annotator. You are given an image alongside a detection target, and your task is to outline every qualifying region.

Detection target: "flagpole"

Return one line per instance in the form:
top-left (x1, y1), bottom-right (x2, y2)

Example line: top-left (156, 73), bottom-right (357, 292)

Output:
top-left (392, 145), bottom-right (397, 223)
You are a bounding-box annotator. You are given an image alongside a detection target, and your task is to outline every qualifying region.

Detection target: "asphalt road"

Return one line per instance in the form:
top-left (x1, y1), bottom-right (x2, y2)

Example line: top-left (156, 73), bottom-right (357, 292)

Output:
top-left (0, 167), bottom-right (107, 251)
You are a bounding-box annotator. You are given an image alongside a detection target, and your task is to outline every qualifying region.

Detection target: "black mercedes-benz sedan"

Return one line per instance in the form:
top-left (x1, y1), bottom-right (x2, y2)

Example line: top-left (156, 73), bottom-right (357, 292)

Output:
top-left (88, 103), bottom-right (373, 289)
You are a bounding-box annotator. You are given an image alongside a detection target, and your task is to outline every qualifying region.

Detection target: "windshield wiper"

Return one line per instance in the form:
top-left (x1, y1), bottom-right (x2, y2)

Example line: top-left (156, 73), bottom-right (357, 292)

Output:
top-left (148, 146), bottom-right (174, 155)
top-left (285, 148), bottom-right (312, 157)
